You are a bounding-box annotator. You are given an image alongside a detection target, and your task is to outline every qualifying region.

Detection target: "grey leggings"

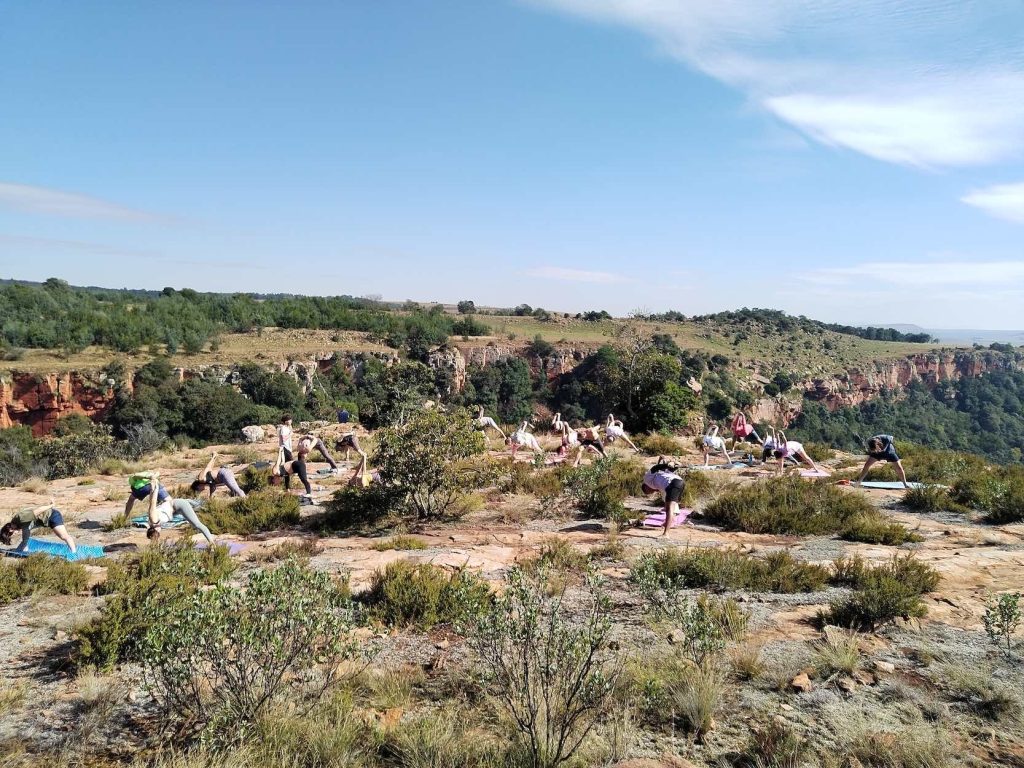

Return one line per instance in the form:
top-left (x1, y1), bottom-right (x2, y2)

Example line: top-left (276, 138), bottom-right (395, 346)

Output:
top-left (173, 499), bottom-right (215, 544)
top-left (217, 468), bottom-right (246, 497)
top-left (301, 438), bottom-right (338, 470)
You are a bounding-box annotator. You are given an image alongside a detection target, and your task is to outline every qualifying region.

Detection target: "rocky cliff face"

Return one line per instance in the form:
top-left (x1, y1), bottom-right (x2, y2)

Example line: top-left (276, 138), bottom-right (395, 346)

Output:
top-left (0, 371), bottom-right (117, 435)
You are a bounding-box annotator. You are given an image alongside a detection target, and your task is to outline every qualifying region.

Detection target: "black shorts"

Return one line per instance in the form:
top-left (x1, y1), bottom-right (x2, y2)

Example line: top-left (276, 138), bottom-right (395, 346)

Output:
top-left (869, 447), bottom-right (900, 463)
top-left (580, 438), bottom-right (605, 453)
top-left (336, 435), bottom-right (356, 448)
top-left (665, 477), bottom-right (685, 503)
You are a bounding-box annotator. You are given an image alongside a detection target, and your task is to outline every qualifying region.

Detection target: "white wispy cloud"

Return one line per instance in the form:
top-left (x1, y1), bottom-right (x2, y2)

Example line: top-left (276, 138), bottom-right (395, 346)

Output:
top-left (961, 182), bottom-right (1024, 223)
top-left (0, 234), bottom-right (159, 257)
top-left (802, 260), bottom-right (1024, 287)
top-left (527, 0), bottom-right (1024, 169)
top-left (526, 266), bottom-right (631, 284)
top-left (0, 181), bottom-right (158, 220)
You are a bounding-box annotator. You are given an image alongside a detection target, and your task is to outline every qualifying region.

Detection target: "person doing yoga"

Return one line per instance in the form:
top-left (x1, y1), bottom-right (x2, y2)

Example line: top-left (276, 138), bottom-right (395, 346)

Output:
top-left (347, 455), bottom-right (383, 488)
top-left (270, 447), bottom-right (312, 498)
top-left (1, 502), bottom-right (77, 553)
top-left (856, 434), bottom-right (909, 489)
top-left (126, 471), bottom-right (215, 544)
top-left (277, 415), bottom-right (295, 461)
top-left (571, 425), bottom-right (606, 467)
top-left (508, 421), bottom-right (543, 456)
top-left (474, 405), bottom-right (507, 441)
top-left (605, 414), bottom-right (640, 453)
top-left (702, 425), bottom-right (733, 466)
top-left (730, 412), bottom-right (762, 446)
top-left (642, 459), bottom-right (689, 537)
top-left (771, 432), bottom-right (826, 476)
top-left (551, 412), bottom-right (565, 433)
top-left (190, 453), bottom-right (247, 498)
top-left (297, 433), bottom-right (339, 471)
top-left (334, 432), bottom-right (367, 464)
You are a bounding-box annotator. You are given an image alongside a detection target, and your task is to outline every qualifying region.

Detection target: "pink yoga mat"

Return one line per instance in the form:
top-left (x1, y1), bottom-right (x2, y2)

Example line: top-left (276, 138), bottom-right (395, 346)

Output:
top-left (195, 542), bottom-right (244, 555)
top-left (800, 470), bottom-right (830, 478)
top-left (642, 509), bottom-right (692, 528)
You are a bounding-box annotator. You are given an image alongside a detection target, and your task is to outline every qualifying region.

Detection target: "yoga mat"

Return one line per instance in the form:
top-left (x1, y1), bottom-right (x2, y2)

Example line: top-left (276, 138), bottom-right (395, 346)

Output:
top-left (800, 470), bottom-right (831, 478)
top-left (195, 541), bottom-right (244, 555)
top-left (859, 481), bottom-right (924, 490)
top-left (688, 462), bottom-right (749, 471)
top-left (642, 509), bottom-right (692, 528)
top-left (131, 515), bottom-right (187, 529)
top-left (4, 538), bottom-right (104, 561)
top-left (315, 468), bottom-right (335, 475)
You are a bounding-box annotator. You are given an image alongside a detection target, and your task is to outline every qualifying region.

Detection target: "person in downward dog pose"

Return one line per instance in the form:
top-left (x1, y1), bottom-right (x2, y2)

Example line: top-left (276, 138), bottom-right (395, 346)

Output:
top-left (474, 405), bottom-right (507, 442)
top-left (126, 471), bottom-right (215, 544)
top-left (642, 458), bottom-right (689, 537)
top-left (730, 412), bottom-right (762, 446)
top-left (558, 421), bottom-right (579, 456)
top-left (297, 433), bottom-right (340, 472)
top-left (1, 502), bottom-right (77, 553)
top-left (190, 453), bottom-right (247, 499)
top-left (702, 425), bottom-right (733, 466)
top-left (772, 432), bottom-right (827, 476)
top-left (605, 414), bottom-right (640, 453)
top-left (508, 421), bottom-right (543, 456)
top-left (334, 432), bottom-right (367, 465)
top-left (572, 424), bottom-right (606, 467)
top-left (270, 447), bottom-right (313, 499)
top-left (857, 434), bottom-right (910, 489)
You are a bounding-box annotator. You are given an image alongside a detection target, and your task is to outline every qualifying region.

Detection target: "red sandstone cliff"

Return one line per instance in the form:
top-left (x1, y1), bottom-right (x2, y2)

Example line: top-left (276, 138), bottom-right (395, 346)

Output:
top-left (0, 371), bottom-right (118, 435)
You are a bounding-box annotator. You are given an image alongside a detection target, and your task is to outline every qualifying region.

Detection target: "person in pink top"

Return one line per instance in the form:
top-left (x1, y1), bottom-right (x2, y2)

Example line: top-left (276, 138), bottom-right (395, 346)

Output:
top-left (730, 412), bottom-right (762, 446)
top-left (641, 458), bottom-right (689, 536)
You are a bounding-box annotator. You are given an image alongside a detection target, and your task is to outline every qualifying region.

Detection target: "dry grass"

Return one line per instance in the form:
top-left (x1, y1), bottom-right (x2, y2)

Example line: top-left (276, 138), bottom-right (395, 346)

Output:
top-left (18, 476), bottom-right (47, 494)
top-left (0, 682), bottom-right (28, 717)
top-left (729, 643), bottom-right (766, 681)
top-left (370, 535), bottom-right (428, 552)
top-left (813, 629), bottom-right (862, 677)
top-left (249, 538), bottom-right (324, 563)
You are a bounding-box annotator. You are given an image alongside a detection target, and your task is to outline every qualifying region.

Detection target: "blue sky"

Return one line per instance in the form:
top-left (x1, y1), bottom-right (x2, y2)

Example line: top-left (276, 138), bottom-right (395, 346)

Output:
top-left (1, 1), bottom-right (1023, 328)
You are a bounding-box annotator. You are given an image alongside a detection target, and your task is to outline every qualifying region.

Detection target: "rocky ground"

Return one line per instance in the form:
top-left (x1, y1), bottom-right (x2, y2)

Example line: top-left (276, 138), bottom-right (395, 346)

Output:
top-left (2, 425), bottom-right (1023, 766)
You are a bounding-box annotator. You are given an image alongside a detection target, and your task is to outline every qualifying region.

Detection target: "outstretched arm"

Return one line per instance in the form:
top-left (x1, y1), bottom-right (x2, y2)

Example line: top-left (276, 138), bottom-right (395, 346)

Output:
top-left (198, 453), bottom-right (218, 482)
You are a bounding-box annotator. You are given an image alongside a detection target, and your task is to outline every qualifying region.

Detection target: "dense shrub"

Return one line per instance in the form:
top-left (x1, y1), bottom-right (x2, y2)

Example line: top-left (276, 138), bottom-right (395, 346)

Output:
top-left (839, 513), bottom-right (922, 545)
top-left (76, 544), bottom-right (236, 669)
top-left (903, 485), bottom-right (963, 513)
top-left (321, 483), bottom-right (404, 531)
top-left (824, 554), bottom-right (940, 630)
top-left (635, 432), bottom-right (682, 456)
top-left (141, 558), bottom-right (357, 743)
top-left (703, 477), bottom-right (914, 544)
top-left (201, 491), bottom-right (302, 535)
top-left (0, 555), bottom-right (88, 606)
top-left (631, 547), bottom-right (830, 594)
top-left (950, 465), bottom-right (1024, 523)
top-left (240, 464), bottom-right (272, 493)
top-left (560, 456), bottom-right (643, 527)
top-left (359, 561), bottom-right (491, 630)
top-left (35, 427), bottom-right (122, 479)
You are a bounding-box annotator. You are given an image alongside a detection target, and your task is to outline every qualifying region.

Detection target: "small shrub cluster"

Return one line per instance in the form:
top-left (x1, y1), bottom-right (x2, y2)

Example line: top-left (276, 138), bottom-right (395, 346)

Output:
top-left (240, 464), bottom-right (272, 493)
top-left (248, 538), bottom-right (323, 564)
top-left (703, 476), bottom-right (917, 543)
top-left (631, 546), bottom-right (830, 594)
top-left (369, 535), bottom-right (427, 552)
top-left (0, 555), bottom-right (89, 606)
top-left (902, 485), bottom-right (964, 513)
top-left (321, 483), bottom-right (405, 531)
top-left (201, 491), bottom-right (302, 535)
top-left (560, 456), bottom-right (644, 527)
top-left (76, 544), bottom-right (236, 669)
top-left (635, 432), bottom-right (682, 456)
top-left (359, 561), bottom-right (491, 630)
top-left (824, 554), bottom-right (941, 630)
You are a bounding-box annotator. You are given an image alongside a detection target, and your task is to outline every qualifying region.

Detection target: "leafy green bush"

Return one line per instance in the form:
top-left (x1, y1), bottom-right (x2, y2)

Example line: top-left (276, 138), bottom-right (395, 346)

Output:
top-left (803, 442), bottom-right (835, 462)
top-left (240, 464), bottom-right (271, 493)
top-left (635, 432), bottom-right (682, 456)
top-left (202, 491), bottom-right (301, 535)
top-left (141, 558), bottom-right (358, 744)
top-left (839, 514), bottom-right (922, 545)
top-left (631, 547), bottom-right (830, 594)
top-left (373, 408), bottom-right (488, 520)
top-left (359, 561), bottom-right (491, 630)
top-left (321, 483), bottom-right (404, 531)
top-left (560, 456), bottom-right (643, 527)
top-left (0, 555), bottom-right (88, 606)
top-left (823, 554), bottom-right (940, 630)
top-left (76, 544), bottom-right (236, 669)
top-left (704, 477), bottom-right (914, 543)
top-left (903, 485), bottom-right (963, 513)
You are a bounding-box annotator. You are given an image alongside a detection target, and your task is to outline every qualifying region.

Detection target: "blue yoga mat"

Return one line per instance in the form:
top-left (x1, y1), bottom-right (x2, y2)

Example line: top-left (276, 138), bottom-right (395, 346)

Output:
top-left (4, 538), bottom-right (104, 561)
top-left (860, 481), bottom-right (925, 490)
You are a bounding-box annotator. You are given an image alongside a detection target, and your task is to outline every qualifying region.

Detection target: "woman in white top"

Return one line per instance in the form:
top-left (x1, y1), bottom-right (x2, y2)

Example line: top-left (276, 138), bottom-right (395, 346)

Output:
top-left (278, 415), bottom-right (294, 461)
top-left (772, 431), bottom-right (826, 475)
top-left (702, 425), bottom-right (733, 466)
top-left (551, 412), bottom-right (564, 433)
top-left (641, 458), bottom-right (688, 536)
top-left (474, 405), bottom-right (507, 442)
top-left (605, 414), bottom-right (640, 453)
top-left (508, 421), bottom-right (543, 456)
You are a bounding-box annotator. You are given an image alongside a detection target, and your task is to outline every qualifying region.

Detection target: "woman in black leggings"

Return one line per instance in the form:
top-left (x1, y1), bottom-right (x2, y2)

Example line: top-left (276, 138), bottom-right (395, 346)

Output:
top-left (271, 447), bottom-right (312, 497)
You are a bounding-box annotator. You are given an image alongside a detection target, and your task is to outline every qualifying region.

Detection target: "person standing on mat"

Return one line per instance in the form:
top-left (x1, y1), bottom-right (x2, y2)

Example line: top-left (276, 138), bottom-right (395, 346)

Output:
top-left (857, 435), bottom-right (909, 489)
top-left (702, 425), bottom-right (733, 466)
top-left (772, 432), bottom-right (826, 476)
top-left (642, 459), bottom-right (688, 537)
top-left (730, 412), bottom-right (762, 446)
top-left (278, 415), bottom-right (295, 461)
top-left (126, 472), bottom-right (215, 544)
top-left (605, 414), bottom-right (640, 453)
top-left (270, 447), bottom-right (313, 500)
top-left (1, 502), bottom-right (77, 554)
top-left (473, 405), bottom-right (507, 443)
top-left (191, 453), bottom-right (247, 498)
top-left (297, 432), bottom-right (340, 472)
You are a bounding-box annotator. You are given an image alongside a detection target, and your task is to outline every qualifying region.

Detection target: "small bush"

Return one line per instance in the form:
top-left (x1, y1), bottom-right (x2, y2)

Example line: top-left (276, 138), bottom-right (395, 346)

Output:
top-left (201, 491), bottom-right (301, 535)
top-left (369, 535), bottom-right (427, 551)
top-left (903, 485), bottom-right (962, 514)
top-left (360, 561), bottom-right (491, 630)
top-left (729, 643), bottom-right (765, 681)
top-left (823, 554), bottom-right (940, 631)
top-left (636, 432), bottom-right (681, 456)
top-left (842, 718), bottom-right (951, 768)
top-left (103, 511), bottom-right (129, 532)
top-left (18, 476), bottom-right (47, 494)
top-left (631, 546), bottom-right (830, 594)
top-left (249, 538), bottom-right (323, 563)
top-left (529, 537), bottom-right (588, 571)
top-left (232, 446), bottom-right (261, 465)
top-left (588, 535), bottom-right (625, 561)
top-left (813, 629), bottom-right (862, 677)
top-left (561, 456), bottom-right (643, 528)
top-left (983, 592), bottom-right (1021, 658)
top-left (840, 514), bottom-right (922, 545)
top-left (141, 558), bottom-right (358, 744)
top-left (239, 464), bottom-right (271, 493)
top-left (734, 717), bottom-right (809, 768)
top-left (803, 442), bottom-right (835, 462)
top-left (0, 555), bottom-right (88, 606)
top-left (321, 483), bottom-right (403, 531)
top-left (499, 460), bottom-right (564, 498)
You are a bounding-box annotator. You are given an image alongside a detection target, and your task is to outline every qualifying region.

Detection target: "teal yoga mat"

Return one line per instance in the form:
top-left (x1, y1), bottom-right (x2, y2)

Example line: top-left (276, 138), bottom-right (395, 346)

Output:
top-left (859, 481), bottom-right (924, 490)
top-left (5, 538), bottom-right (104, 560)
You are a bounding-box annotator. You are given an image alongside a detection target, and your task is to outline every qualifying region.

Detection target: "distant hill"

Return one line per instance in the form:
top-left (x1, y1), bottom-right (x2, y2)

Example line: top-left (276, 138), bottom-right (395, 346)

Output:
top-left (887, 324), bottom-right (1024, 346)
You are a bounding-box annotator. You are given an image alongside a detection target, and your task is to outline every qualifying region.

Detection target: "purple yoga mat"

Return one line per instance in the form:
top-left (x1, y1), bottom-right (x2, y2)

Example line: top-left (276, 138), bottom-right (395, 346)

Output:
top-left (642, 509), bottom-right (692, 528)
